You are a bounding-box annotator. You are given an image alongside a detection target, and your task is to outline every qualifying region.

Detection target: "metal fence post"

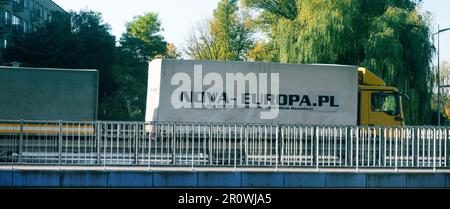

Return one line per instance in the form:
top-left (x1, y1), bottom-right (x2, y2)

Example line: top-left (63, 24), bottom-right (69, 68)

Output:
top-left (380, 127), bottom-right (385, 167)
top-left (18, 119), bottom-right (24, 163)
top-left (356, 127), bottom-right (359, 172)
top-left (345, 127), bottom-right (350, 167)
top-left (395, 128), bottom-right (398, 172)
top-left (410, 127), bottom-right (414, 167)
top-left (416, 128), bottom-right (420, 167)
top-left (445, 128), bottom-right (448, 168)
top-left (275, 125), bottom-right (279, 170)
top-left (350, 127), bottom-right (353, 167)
top-left (239, 125), bottom-right (243, 166)
top-left (58, 120), bottom-right (63, 164)
top-left (280, 126), bottom-right (284, 166)
top-left (171, 124), bottom-right (175, 165)
top-left (96, 122), bottom-right (102, 165)
top-left (208, 125), bottom-right (213, 165)
top-left (234, 124), bottom-right (237, 170)
top-left (315, 126), bottom-right (319, 171)
top-left (245, 125), bottom-right (249, 166)
top-left (433, 128), bottom-right (437, 172)
top-left (191, 124), bottom-right (195, 169)
top-left (134, 122), bottom-right (139, 165)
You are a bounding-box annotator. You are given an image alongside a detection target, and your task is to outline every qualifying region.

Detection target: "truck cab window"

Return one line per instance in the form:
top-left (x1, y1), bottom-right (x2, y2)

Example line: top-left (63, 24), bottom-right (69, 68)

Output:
top-left (371, 92), bottom-right (399, 116)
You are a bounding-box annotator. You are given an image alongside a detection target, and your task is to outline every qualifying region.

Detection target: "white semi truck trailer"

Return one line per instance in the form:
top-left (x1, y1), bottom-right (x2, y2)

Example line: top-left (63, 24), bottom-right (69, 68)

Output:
top-left (146, 59), bottom-right (403, 126)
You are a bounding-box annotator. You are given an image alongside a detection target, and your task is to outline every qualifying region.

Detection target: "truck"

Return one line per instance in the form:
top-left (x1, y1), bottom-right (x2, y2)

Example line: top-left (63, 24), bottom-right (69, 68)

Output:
top-left (0, 66), bottom-right (99, 121)
top-left (146, 59), bottom-right (404, 126)
top-left (0, 66), bottom-right (99, 162)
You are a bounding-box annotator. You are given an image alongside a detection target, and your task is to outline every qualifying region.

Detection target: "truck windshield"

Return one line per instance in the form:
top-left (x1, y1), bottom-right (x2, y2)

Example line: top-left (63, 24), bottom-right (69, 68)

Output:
top-left (371, 92), bottom-right (399, 116)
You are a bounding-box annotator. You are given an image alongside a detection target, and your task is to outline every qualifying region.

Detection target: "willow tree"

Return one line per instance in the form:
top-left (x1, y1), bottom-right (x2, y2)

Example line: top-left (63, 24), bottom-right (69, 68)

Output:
top-left (244, 0), bottom-right (434, 125)
top-left (364, 6), bottom-right (434, 125)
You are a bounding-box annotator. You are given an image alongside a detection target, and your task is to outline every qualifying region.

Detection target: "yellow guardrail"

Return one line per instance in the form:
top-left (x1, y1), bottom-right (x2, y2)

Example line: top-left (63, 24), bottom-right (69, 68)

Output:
top-left (0, 123), bottom-right (95, 135)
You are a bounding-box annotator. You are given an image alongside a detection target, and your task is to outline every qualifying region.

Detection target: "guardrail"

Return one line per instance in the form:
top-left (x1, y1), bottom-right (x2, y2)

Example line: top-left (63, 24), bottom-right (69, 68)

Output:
top-left (0, 120), bottom-right (448, 171)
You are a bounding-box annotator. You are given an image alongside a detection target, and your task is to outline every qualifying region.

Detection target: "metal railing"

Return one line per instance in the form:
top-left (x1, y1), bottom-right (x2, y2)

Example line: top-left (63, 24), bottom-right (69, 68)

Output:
top-left (0, 120), bottom-right (448, 171)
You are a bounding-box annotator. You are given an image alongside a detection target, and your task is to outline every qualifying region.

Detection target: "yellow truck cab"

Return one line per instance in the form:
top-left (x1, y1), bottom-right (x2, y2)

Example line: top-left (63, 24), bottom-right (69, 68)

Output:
top-left (358, 68), bottom-right (404, 126)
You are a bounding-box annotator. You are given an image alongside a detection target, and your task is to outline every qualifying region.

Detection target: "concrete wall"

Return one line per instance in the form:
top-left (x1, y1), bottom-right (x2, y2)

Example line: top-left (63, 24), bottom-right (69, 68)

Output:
top-left (1, 170), bottom-right (449, 188)
top-left (0, 67), bottom-right (98, 121)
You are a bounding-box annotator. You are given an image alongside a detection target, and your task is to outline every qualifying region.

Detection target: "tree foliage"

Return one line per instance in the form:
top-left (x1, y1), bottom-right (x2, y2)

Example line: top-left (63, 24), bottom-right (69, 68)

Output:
top-left (185, 20), bottom-right (220, 60)
top-left (118, 12), bottom-right (168, 120)
top-left (3, 10), bottom-right (122, 120)
top-left (364, 5), bottom-right (434, 125)
top-left (431, 61), bottom-right (450, 122)
top-left (3, 10), bottom-right (168, 121)
top-left (243, 0), bottom-right (433, 125)
top-left (166, 43), bottom-right (182, 59)
top-left (186, 0), bottom-right (253, 61)
top-left (110, 50), bottom-right (148, 120)
top-left (120, 12), bottom-right (167, 62)
top-left (242, 0), bottom-right (297, 20)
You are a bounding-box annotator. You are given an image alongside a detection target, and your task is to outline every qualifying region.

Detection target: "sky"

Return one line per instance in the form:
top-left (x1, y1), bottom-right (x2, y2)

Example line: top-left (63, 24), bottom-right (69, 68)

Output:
top-left (421, 0), bottom-right (450, 66)
top-left (52, 0), bottom-right (221, 56)
top-left (53, 0), bottom-right (450, 63)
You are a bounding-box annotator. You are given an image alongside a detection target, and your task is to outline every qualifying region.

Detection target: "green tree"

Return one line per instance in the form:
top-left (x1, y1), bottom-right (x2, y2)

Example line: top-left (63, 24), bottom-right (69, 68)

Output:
top-left (242, 0), bottom-right (297, 20)
top-left (166, 43), bottom-right (181, 59)
top-left (4, 11), bottom-right (76, 67)
top-left (185, 20), bottom-right (220, 60)
top-left (117, 12), bottom-right (168, 120)
top-left (243, 0), bottom-right (433, 125)
top-left (4, 10), bottom-right (169, 121)
top-left (120, 12), bottom-right (167, 62)
top-left (186, 0), bottom-right (254, 60)
top-left (110, 50), bottom-right (148, 120)
top-left (432, 61), bottom-right (450, 122)
top-left (211, 0), bottom-right (254, 60)
top-left (3, 10), bottom-right (127, 120)
top-left (364, 5), bottom-right (434, 125)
